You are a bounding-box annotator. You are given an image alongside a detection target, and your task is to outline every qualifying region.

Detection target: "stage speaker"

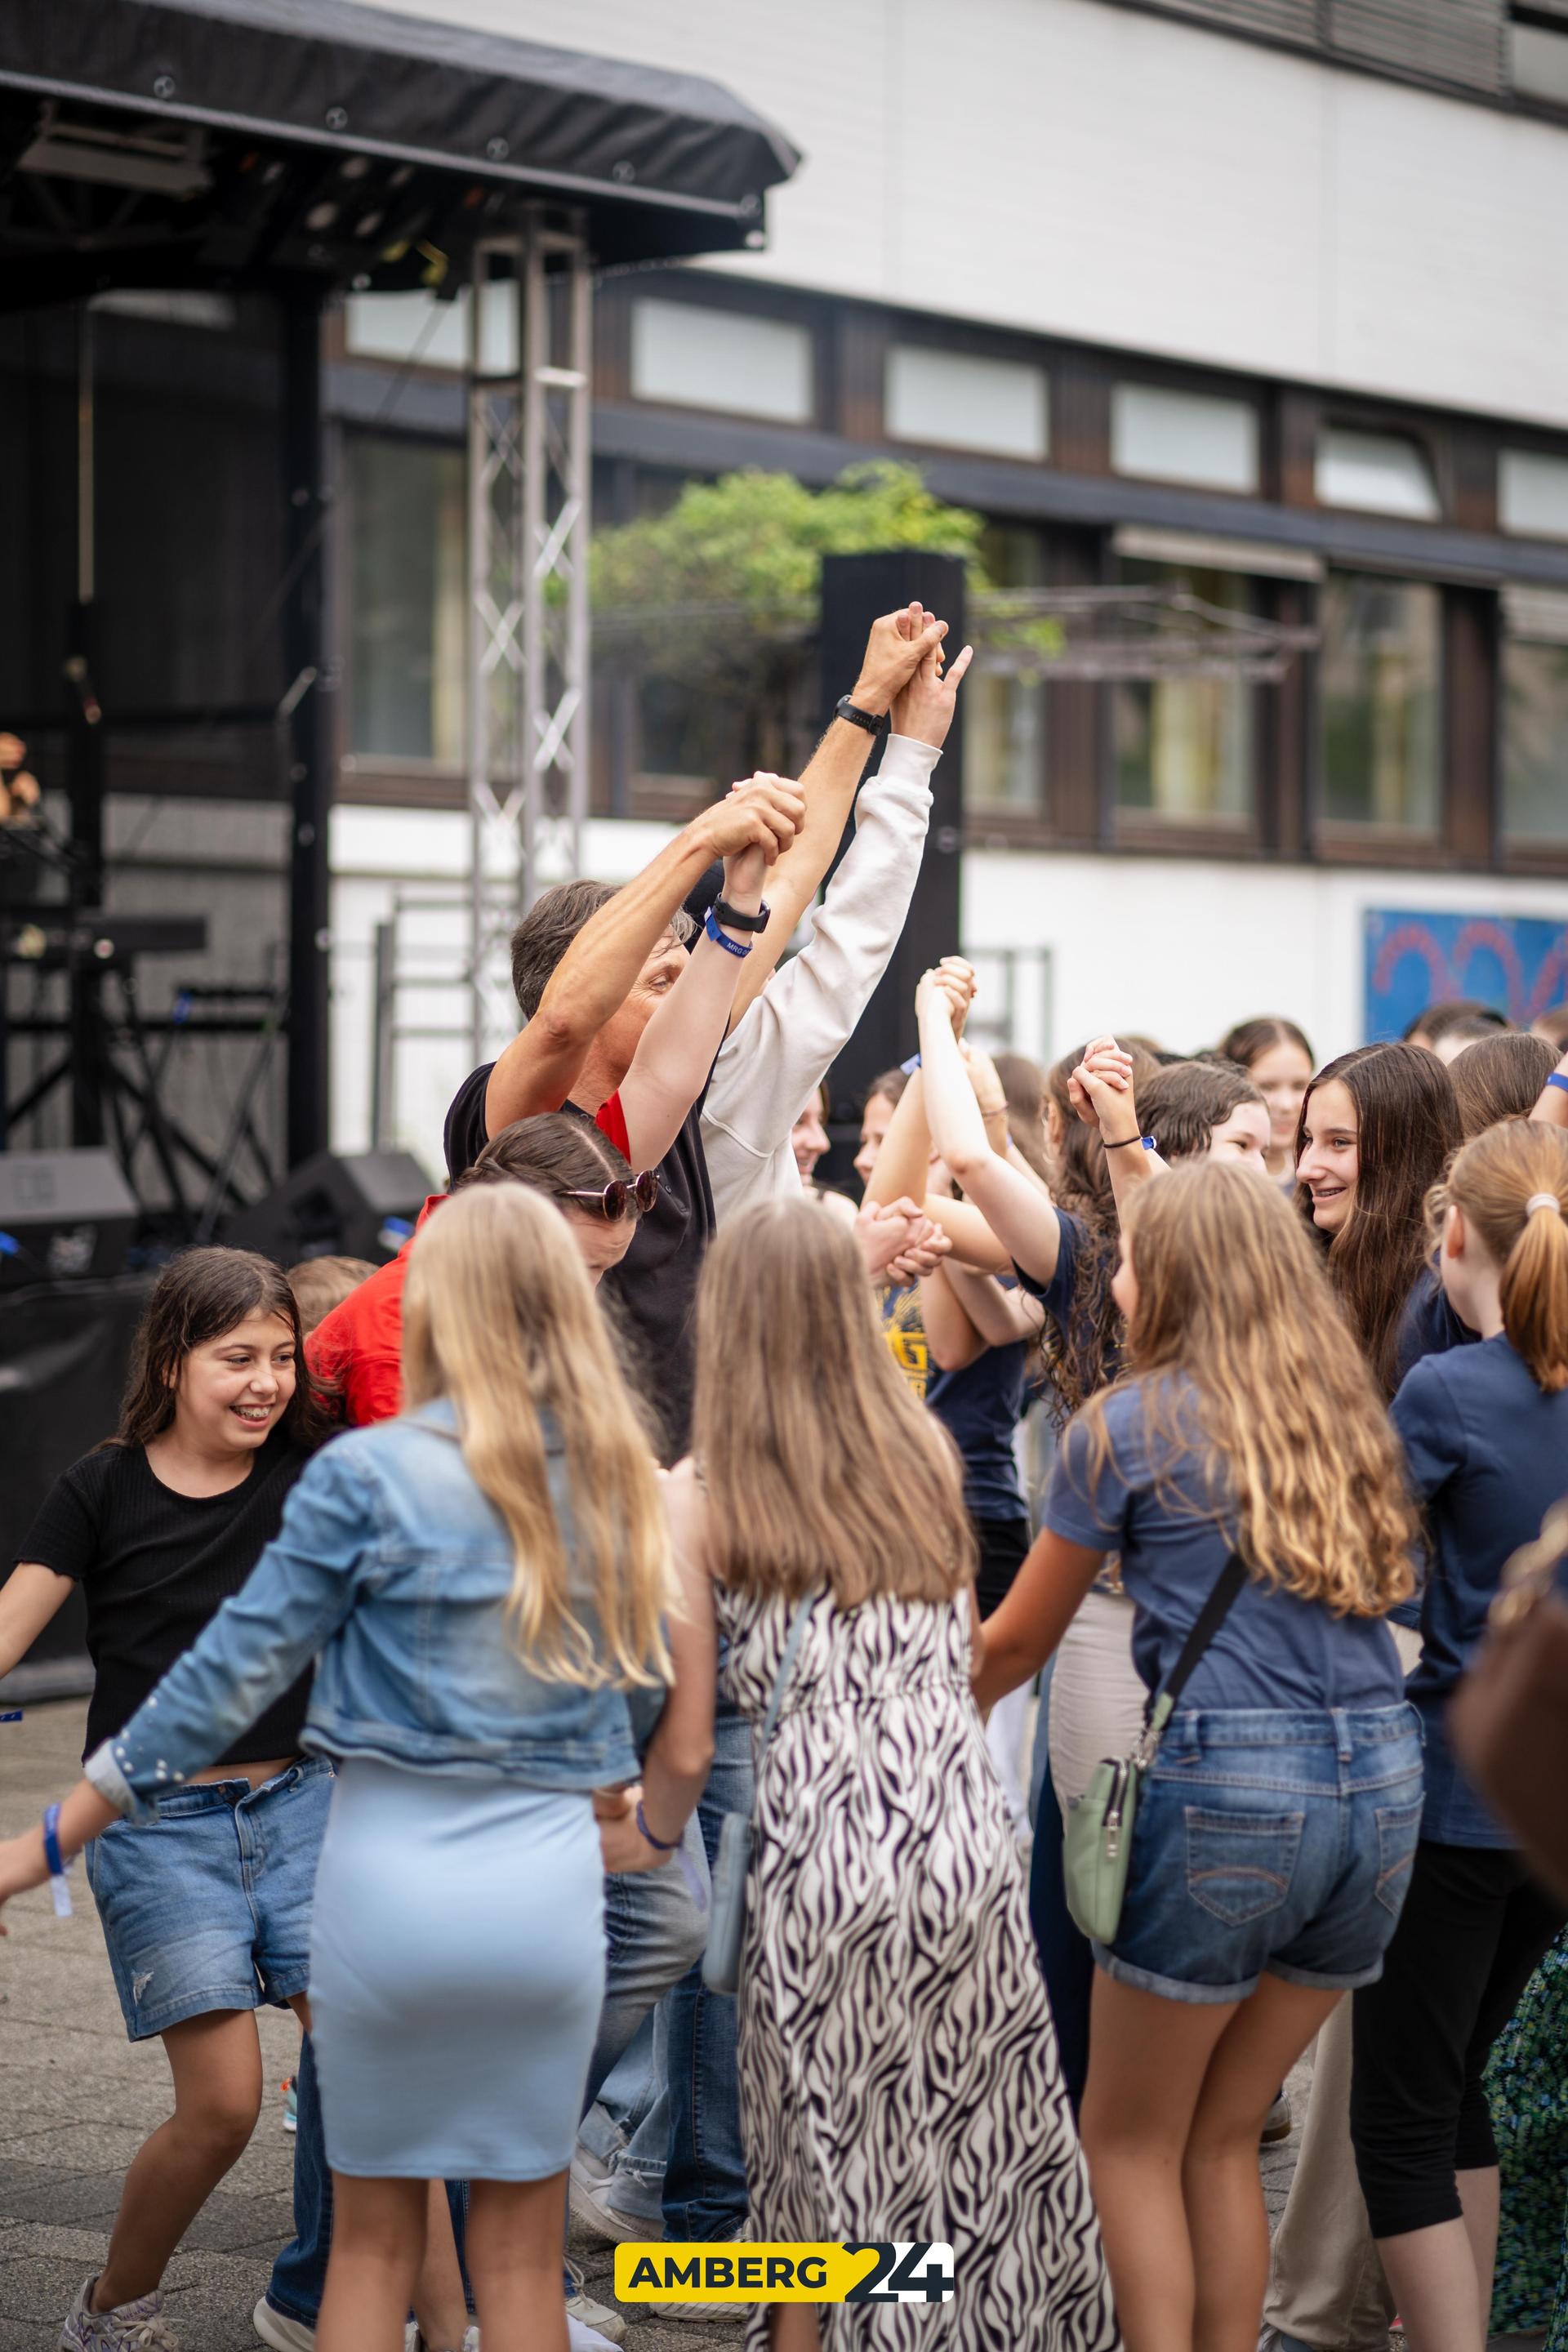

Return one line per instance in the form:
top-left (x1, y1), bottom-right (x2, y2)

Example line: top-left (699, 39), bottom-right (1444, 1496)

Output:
top-left (222, 1148), bottom-right (433, 1267)
top-left (0, 1148), bottom-right (137, 1288)
top-left (0, 1272), bottom-right (155, 1699)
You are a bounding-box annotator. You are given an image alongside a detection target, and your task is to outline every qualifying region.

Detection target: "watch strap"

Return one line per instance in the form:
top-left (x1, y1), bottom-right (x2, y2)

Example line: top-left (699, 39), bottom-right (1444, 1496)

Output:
top-left (835, 694), bottom-right (884, 735)
top-left (713, 897), bottom-right (770, 936)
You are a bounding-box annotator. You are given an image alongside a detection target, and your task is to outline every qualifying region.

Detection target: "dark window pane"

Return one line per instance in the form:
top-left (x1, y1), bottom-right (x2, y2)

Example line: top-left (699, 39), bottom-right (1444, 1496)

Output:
top-left (636, 677), bottom-right (740, 786)
top-left (967, 670), bottom-right (1045, 811)
top-left (1113, 560), bottom-right (1255, 821)
top-left (1503, 639), bottom-right (1568, 844)
top-left (347, 434), bottom-right (466, 764)
top-left (1320, 573), bottom-right (1440, 829)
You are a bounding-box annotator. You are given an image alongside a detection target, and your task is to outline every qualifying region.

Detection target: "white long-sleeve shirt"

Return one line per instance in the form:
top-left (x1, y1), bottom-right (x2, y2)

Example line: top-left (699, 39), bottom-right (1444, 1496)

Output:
top-left (701, 732), bottom-right (939, 1223)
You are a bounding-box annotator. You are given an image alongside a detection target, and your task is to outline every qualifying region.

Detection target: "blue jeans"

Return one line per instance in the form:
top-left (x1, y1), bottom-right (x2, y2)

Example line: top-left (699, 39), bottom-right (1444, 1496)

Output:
top-left (85, 1760), bottom-right (331, 2041)
top-left (624, 1698), bottom-right (751, 2240)
top-left (1101, 1704), bottom-right (1425, 2004)
top-left (269, 1842), bottom-right (706, 2323)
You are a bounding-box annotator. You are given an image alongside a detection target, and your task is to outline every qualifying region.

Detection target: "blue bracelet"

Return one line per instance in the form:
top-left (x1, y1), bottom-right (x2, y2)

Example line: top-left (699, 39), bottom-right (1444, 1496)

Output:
top-left (704, 906), bottom-right (752, 960)
top-left (635, 1797), bottom-right (680, 1852)
top-left (42, 1803), bottom-right (66, 1879)
top-left (42, 1802), bottom-right (74, 1918)
top-left (1548, 1073), bottom-right (1568, 1096)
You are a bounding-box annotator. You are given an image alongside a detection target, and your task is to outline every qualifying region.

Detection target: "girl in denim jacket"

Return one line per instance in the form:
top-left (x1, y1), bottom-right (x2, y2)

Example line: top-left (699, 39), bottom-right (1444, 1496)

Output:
top-left (976, 1161), bottom-right (1423, 2352)
top-left (0, 1185), bottom-right (713, 2352)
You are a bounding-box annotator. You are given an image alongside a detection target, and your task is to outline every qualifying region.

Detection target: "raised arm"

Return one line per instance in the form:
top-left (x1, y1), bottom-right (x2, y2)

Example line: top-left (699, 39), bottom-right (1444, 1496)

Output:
top-left (920, 1263), bottom-right (988, 1374)
top-left (482, 781), bottom-right (801, 1140)
top-left (942, 1260), bottom-right (1046, 1348)
top-left (1531, 1048), bottom-right (1568, 1131)
top-left (917, 971), bottom-right (1064, 1285)
top-left (725, 607), bottom-right (964, 1027)
top-left (1070, 1040), bottom-right (1167, 1220)
top-left (615, 782), bottom-right (803, 1169)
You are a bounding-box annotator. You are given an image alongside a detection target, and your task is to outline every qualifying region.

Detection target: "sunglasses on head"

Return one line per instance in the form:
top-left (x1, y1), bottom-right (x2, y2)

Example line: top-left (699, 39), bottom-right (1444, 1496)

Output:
top-left (559, 1169), bottom-right (660, 1218)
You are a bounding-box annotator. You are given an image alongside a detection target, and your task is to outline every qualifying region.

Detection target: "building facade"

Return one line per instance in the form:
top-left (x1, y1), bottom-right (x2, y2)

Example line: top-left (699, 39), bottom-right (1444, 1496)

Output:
top-left (136, 0), bottom-right (1568, 1168)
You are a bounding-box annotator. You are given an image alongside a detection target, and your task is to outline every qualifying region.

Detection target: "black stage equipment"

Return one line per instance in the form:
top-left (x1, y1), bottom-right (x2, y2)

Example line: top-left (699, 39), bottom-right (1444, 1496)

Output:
top-left (0, 1272), bottom-right (156, 1700)
top-left (223, 1148), bottom-right (431, 1267)
top-left (0, 1147), bottom-right (137, 1287)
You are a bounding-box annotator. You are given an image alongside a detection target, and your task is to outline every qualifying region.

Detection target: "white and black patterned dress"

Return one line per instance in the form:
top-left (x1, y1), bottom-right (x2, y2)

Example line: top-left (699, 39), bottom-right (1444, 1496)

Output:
top-left (716, 1582), bottom-right (1117, 2351)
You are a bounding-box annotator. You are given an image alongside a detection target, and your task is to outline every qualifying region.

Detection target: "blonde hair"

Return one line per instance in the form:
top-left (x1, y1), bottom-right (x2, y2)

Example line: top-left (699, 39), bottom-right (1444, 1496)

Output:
top-left (1080, 1161), bottom-right (1415, 1616)
top-left (402, 1185), bottom-right (672, 1686)
top-left (693, 1196), bottom-right (977, 1606)
top-left (1431, 1121), bottom-right (1568, 1392)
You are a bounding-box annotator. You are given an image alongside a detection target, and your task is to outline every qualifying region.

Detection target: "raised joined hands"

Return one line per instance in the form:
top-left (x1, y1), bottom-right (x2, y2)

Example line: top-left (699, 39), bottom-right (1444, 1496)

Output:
top-left (699, 773), bottom-right (806, 868)
top-left (855, 1196), bottom-right (951, 1285)
top-left (1068, 1037), bottom-right (1139, 1135)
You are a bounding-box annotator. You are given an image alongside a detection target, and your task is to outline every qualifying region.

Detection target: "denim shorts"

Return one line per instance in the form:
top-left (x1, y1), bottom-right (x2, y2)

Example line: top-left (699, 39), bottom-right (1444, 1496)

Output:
top-left (85, 1757), bottom-right (332, 2040)
top-left (1094, 1704), bottom-right (1424, 2006)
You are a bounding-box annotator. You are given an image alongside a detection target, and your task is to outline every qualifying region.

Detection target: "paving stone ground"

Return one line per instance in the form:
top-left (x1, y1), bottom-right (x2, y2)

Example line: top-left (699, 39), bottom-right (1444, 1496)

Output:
top-left (0, 1699), bottom-right (1308, 2350)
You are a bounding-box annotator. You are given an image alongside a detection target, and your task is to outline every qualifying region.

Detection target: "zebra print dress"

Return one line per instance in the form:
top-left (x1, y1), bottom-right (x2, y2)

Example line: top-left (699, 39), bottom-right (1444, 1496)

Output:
top-left (716, 1581), bottom-right (1117, 2351)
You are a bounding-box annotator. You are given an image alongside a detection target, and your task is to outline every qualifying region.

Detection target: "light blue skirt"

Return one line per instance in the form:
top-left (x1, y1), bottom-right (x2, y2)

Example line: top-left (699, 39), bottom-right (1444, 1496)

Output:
top-left (309, 1758), bottom-right (604, 2179)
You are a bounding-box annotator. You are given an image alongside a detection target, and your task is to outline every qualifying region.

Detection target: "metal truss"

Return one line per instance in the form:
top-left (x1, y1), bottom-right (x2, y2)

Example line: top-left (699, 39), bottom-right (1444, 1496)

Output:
top-left (466, 218), bottom-right (591, 1067)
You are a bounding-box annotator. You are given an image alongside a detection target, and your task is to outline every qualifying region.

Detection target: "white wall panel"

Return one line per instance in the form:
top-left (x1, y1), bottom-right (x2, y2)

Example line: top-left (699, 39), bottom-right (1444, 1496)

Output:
top-left (361, 0), bottom-right (1568, 430)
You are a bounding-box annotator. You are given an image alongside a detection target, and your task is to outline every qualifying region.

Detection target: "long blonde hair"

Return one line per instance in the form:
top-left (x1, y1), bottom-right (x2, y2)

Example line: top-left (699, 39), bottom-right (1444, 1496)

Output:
top-left (1432, 1120), bottom-right (1568, 1392)
top-left (1082, 1161), bottom-right (1415, 1615)
top-left (693, 1196), bottom-right (977, 1606)
top-left (402, 1185), bottom-right (672, 1686)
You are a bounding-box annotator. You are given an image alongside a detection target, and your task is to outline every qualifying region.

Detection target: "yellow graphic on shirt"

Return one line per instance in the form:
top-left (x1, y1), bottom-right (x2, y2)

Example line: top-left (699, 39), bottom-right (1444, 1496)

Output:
top-left (882, 1285), bottom-right (929, 1401)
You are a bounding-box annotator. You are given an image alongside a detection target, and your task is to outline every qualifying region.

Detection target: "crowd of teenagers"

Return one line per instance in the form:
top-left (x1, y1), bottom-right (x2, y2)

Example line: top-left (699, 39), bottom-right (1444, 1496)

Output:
top-left (1, 598), bottom-right (1566, 2352)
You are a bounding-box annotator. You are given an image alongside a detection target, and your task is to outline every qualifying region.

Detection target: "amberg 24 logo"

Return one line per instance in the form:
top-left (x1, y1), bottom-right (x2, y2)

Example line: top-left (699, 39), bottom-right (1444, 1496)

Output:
top-left (616, 2239), bottom-right (956, 2305)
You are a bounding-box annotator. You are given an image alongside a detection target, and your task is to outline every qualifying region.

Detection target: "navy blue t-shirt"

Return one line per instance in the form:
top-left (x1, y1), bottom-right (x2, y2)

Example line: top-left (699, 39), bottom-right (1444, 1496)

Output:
top-left (1015, 1209), bottom-right (1123, 1396)
top-left (1044, 1374), bottom-right (1406, 1713)
top-left (1393, 1267), bottom-right (1477, 1392)
top-left (927, 1339), bottom-right (1027, 1523)
top-left (1392, 1332), bottom-right (1568, 1846)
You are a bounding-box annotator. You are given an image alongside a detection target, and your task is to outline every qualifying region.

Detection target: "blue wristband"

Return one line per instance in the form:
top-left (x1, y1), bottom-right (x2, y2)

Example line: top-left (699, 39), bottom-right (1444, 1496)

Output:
top-left (635, 1798), bottom-right (680, 1852)
top-left (42, 1802), bottom-right (74, 1918)
top-left (704, 906), bottom-right (752, 960)
top-left (900, 1053), bottom-right (922, 1076)
top-left (1548, 1073), bottom-right (1568, 1096)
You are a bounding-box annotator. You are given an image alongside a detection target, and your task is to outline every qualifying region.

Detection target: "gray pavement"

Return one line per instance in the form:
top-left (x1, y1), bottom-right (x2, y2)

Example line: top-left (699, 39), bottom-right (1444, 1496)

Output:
top-left (0, 1699), bottom-right (1304, 2350)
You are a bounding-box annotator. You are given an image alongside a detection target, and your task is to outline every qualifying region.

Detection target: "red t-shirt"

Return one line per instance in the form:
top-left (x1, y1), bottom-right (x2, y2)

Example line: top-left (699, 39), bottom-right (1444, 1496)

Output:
top-left (308, 1093), bottom-right (629, 1427)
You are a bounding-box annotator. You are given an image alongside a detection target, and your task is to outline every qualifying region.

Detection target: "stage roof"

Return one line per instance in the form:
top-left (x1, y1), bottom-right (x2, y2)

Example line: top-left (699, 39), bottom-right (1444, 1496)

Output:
top-left (0, 0), bottom-right (802, 305)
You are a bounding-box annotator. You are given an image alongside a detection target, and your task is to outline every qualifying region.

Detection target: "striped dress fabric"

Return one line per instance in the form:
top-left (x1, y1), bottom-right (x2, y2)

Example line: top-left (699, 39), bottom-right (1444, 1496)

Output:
top-left (716, 1581), bottom-right (1117, 2350)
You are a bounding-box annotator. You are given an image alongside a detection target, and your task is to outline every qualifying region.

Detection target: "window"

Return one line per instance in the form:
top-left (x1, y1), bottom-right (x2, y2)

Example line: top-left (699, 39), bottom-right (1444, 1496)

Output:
top-left (1502, 587), bottom-right (1568, 845)
top-left (346, 434), bottom-right (466, 765)
top-left (1512, 13), bottom-right (1568, 106)
top-left (967, 524), bottom-right (1046, 813)
top-left (1319, 573), bottom-right (1441, 830)
top-left (1111, 384), bottom-right (1258, 494)
top-left (884, 345), bottom-right (1049, 461)
top-left (630, 299), bottom-right (813, 425)
top-left (1113, 561), bottom-right (1256, 825)
top-left (345, 286), bottom-right (517, 372)
top-left (1316, 430), bottom-right (1441, 521)
top-left (1499, 448), bottom-right (1568, 539)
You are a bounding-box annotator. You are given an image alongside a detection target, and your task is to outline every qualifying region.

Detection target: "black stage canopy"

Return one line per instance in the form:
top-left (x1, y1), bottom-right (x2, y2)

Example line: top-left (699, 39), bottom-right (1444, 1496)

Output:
top-left (0, 0), bottom-right (802, 306)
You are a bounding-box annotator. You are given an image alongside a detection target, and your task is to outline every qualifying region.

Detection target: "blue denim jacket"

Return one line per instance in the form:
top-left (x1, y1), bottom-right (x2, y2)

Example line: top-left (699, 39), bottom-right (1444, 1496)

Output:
top-left (86, 1403), bottom-right (647, 1821)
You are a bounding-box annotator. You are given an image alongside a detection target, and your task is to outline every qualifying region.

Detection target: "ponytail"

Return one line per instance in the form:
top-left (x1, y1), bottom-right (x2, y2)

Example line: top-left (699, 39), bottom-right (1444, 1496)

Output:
top-left (1438, 1124), bottom-right (1568, 1392)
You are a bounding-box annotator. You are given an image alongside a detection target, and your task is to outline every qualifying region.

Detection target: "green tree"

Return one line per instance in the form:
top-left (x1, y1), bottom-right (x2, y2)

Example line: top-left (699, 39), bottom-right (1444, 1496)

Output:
top-left (590, 462), bottom-right (989, 771)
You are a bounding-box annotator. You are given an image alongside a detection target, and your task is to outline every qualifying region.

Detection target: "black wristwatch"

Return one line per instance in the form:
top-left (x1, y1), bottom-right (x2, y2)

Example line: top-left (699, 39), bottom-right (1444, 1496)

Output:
top-left (835, 694), bottom-right (884, 734)
top-left (713, 897), bottom-right (770, 935)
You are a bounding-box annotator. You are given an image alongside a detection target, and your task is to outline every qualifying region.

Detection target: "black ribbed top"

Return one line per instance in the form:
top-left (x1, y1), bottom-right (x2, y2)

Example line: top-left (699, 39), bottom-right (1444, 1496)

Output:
top-left (16, 1432), bottom-right (312, 1762)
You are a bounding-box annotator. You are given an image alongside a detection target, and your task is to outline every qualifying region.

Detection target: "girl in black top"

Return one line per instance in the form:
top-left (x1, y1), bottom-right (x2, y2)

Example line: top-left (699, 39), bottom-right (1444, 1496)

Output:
top-left (0, 1249), bottom-right (328, 2351)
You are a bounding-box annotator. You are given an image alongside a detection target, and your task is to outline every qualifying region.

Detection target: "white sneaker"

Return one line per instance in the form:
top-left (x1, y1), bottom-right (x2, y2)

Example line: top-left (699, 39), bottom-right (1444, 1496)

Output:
top-left (569, 2149), bottom-right (652, 2247)
top-left (567, 2321), bottom-right (622, 2352)
top-left (564, 2268), bottom-right (626, 2346)
top-left (253, 2304), bottom-right (421, 2352)
top-left (647, 2226), bottom-right (753, 2323)
top-left (61, 2278), bottom-right (180, 2351)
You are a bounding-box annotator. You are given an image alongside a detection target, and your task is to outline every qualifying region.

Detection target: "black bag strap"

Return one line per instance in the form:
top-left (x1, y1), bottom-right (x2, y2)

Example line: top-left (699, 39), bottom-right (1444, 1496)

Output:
top-left (1139, 1548), bottom-right (1249, 1745)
